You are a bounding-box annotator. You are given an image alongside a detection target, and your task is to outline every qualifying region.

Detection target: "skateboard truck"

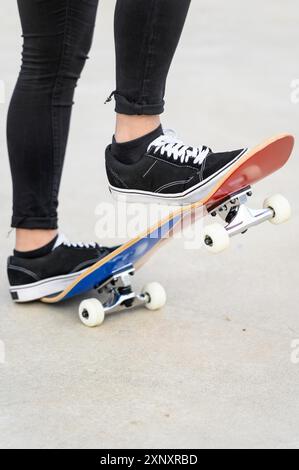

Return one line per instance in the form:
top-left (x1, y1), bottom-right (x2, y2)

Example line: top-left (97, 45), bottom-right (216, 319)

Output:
top-left (97, 266), bottom-right (148, 314)
top-left (79, 265), bottom-right (167, 327)
top-left (203, 186), bottom-right (291, 253)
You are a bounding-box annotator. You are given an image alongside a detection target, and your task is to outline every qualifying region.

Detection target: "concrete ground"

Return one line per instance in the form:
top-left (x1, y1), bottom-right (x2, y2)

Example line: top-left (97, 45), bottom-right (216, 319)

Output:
top-left (0, 0), bottom-right (299, 449)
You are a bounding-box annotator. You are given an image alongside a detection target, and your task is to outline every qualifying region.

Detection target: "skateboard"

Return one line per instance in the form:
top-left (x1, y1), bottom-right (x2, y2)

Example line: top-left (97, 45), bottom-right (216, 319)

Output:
top-left (42, 134), bottom-right (294, 327)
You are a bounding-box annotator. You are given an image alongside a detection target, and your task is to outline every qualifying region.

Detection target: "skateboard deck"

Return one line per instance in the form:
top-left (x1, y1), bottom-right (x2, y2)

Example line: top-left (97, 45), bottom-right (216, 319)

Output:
top-left (41, 134), bottom-right (294, 324)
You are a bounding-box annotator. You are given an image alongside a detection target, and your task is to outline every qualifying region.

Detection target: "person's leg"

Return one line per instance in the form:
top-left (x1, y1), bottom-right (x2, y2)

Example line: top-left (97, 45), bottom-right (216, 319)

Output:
top-left (6, 0), bottom-right (117, 302)
top-left (7, 0), bottom-right (99, 251)
top-left (106, 0), bottom-right (247, 205)
top-left (112, 0), bottom-right (191, 142)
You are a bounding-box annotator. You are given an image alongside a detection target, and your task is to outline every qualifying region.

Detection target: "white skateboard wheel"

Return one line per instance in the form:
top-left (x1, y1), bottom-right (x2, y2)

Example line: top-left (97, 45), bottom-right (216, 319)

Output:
top-left (142, 282), bottom-right (167, 311)
top-left (203, 223), bottom-right (230, 254)
top-left (79, 298), bottom-right (105, 327)
top-left (263, 194), bottom-right (291, 225)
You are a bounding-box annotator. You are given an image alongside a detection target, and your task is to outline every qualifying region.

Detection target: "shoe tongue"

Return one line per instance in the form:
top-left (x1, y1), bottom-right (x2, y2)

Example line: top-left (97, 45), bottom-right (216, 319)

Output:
top-left (52, 233), bottom-right (69, 250)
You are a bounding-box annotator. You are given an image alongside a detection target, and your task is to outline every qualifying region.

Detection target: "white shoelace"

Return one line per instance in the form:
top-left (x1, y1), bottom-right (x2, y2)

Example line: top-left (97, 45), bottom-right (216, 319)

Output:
top-left (147, 129), bottom-right (210, 166)
top-left (53, 233), bottom-right (97, 250)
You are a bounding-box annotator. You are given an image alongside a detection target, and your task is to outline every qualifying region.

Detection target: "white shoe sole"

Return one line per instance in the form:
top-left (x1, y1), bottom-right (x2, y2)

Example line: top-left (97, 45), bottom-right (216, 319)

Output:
top-left (109, 149), bottom-right (248, 206)
top-left (9, 268), bottom-right (88, 302)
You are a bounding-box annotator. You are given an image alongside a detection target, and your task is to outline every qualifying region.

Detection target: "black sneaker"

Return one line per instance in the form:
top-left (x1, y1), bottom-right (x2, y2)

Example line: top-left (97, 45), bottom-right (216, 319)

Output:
top-left (105, 129), bottom-right (247, 205)
top-left (7, 234), bottom-right (115, 302)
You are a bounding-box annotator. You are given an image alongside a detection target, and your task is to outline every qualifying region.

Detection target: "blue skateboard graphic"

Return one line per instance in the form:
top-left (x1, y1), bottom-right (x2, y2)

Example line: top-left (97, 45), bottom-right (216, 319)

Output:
top-left (46, 214), bottom-right (180, 301)
top-left (42, 213), bottom-right (183, 325)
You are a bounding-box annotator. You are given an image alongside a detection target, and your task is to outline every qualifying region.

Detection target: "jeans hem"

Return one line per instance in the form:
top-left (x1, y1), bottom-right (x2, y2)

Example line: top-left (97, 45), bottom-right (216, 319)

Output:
top-left (114, 92), bottom-right (164, 115)
top-left (11, 216), bottom-right (58, 229)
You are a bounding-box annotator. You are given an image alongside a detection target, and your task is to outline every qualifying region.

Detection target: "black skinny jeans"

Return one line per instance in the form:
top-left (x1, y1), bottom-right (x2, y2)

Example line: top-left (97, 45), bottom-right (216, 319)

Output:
top-left (7, 0), bottom-right (191, 229)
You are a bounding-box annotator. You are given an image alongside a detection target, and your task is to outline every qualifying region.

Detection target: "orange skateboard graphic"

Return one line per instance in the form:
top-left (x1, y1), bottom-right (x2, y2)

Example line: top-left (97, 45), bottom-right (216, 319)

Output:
top-left (42, 134), bottom-right (294, 327)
